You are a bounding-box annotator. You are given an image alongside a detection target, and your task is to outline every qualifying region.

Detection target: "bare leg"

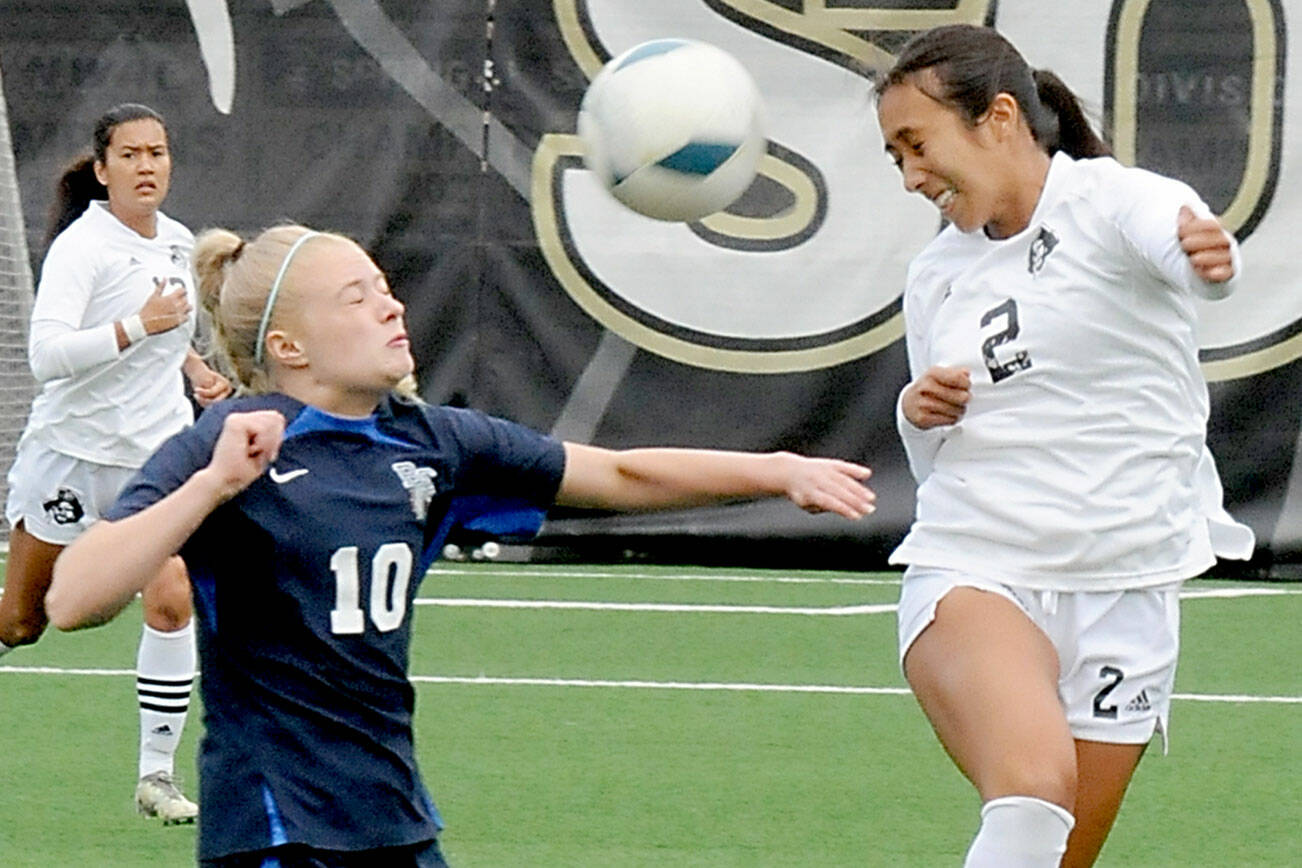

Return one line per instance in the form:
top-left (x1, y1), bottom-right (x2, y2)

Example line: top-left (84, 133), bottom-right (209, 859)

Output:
top-left (904, 587), bottom-right (1078, 810)
top-left (1062, 739), bottom-right (1146, 868)
top-left (140, 555), bottom-right (192, 631)
top-left (0, 522), bottom-right (63, 647)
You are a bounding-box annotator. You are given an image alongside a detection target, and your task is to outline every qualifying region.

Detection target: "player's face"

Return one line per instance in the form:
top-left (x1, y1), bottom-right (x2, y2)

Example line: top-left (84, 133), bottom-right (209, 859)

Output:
top-left (877, 78), bottom-right (1004, 235)
top-left (290, 240), bottom-right (413, 406)
top-left (94, 119), bottom-right (171, 221)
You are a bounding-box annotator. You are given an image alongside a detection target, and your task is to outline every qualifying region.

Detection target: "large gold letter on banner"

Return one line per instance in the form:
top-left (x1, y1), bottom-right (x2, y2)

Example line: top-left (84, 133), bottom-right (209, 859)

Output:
top-left (537, 1), bottom-right (989, 373)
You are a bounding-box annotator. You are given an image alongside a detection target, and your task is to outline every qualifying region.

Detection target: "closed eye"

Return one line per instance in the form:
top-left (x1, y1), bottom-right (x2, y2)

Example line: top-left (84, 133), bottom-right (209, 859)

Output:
top-left (885, 140), bottom-right (923, 171)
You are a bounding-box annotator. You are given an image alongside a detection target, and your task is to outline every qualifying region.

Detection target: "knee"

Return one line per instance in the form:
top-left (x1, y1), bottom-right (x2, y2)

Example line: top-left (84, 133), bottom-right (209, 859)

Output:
top-left (985, 754), bottom-right (1078, 813)
top-left (143, 568), bottom-right (192, 631)
top-left (0, 610), bottom-right (49, 646)
top-left (144, 606), bottom-right (190, 633)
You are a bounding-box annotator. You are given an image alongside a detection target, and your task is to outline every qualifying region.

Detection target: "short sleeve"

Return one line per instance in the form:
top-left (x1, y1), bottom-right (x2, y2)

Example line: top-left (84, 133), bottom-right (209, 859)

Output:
top-left (430, 406), bottom-right (567, 504)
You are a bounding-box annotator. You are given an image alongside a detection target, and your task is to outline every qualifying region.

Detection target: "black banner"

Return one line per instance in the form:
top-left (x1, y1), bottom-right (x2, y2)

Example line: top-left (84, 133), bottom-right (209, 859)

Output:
top-left (1, 1), bottom-right (1295, 573)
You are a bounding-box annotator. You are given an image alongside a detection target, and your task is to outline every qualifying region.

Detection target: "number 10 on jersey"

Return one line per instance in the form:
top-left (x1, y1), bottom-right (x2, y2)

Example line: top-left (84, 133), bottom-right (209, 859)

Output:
top-left (329, 543), bottom-right (413, 634)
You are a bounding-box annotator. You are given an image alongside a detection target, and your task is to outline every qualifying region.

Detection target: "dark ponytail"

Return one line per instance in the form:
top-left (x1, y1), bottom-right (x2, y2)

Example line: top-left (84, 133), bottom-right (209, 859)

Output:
top-left (44, 102), bottom-right (168, 249)
top-left (1032, 69), bottom-right (1111, 158)
top-left (879, 25), bottom-right (1110, 159)
top-left (44, 155), bottom-right (103, 248)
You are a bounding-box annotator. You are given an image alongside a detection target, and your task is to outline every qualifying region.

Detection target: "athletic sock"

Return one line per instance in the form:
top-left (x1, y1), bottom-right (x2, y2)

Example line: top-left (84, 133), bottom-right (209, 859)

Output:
top-left (136, 621), bottom-right (197, 779)
top-left (964, 795), bottom-right (1075, 867)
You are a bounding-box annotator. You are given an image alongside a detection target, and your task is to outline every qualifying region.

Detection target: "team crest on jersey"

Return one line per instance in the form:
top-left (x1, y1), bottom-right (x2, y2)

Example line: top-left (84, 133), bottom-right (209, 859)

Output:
top-left (1028, 227), bottom-right (1059, 275)
top-left (42, 487), bottom-right (84, 525)
top-left (169, 245), bottom-right (186, 267)
top-left (391, 461), bottom-right (438, 520)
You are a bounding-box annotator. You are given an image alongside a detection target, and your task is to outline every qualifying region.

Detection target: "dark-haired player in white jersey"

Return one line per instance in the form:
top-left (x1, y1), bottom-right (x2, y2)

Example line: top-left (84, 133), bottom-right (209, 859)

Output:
top-left (0, 103), bottom-right (230, 824)
top-left (44, 223), bottom-right (876, 867)
top-left (875, 24), bottom-right (1253, 868)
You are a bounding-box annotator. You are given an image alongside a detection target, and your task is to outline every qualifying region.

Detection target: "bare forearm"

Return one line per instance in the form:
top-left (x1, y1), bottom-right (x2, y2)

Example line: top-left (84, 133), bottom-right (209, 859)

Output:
top-left (559, 445), bottom-right (787, 510)
top-left (557, 443), bottom-right (875, 519)
top-left (46, 469), bottom-right (226, 630)
top-left (182, 347), bottom-right (206, 377)
top-left (48, 409), bottom-right (287, 629)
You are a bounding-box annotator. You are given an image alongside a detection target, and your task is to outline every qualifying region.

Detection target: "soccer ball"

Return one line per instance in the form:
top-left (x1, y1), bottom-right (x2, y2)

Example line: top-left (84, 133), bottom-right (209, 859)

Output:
top-left (577, 38), bottom-right (766, 222)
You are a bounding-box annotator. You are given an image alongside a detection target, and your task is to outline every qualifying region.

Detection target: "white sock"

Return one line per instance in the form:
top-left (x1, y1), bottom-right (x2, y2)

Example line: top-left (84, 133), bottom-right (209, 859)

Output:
top-left (136, 622), bottom-right (197, 779)
top-left (964, 795), bottom-right (1075, 867)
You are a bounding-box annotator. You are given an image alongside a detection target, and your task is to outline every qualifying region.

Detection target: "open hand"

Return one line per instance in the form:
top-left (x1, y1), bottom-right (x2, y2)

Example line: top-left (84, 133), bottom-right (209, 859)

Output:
top-left (140, 277), bottom-right (192, 334)
top-left (779, 453), bottom-right (876, 519)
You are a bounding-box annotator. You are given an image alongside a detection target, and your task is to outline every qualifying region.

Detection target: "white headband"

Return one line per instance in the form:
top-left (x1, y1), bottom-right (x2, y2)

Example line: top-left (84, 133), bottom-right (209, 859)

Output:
top-left (254, 231), bottom-right (320, 365)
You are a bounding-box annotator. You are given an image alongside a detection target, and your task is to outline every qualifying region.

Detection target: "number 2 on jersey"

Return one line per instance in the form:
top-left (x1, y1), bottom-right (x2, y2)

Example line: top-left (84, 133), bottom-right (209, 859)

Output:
top-left (1092, 665), bottom-right (1125, 720)
top-left (980, 298), bottom-right (1033, 383)
top-left (329, 543), bottom-right (413, 634)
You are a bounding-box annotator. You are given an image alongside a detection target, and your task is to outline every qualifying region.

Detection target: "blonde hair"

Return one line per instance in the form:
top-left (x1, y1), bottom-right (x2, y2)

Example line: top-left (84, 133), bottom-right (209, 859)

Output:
top-left (193, 224), bottom-right (419, 399)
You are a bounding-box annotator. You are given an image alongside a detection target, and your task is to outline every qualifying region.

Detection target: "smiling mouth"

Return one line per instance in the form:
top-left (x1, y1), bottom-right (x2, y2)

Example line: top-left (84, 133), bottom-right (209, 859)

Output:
top-left (934, 189), bottom-right (956, 211)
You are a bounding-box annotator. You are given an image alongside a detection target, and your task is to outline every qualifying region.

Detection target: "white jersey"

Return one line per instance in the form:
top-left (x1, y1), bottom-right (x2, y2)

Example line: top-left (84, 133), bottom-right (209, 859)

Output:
top-left (889, 152), bottom-right (1254, 591)
top-left (19, 201), bottom-right (196, 468)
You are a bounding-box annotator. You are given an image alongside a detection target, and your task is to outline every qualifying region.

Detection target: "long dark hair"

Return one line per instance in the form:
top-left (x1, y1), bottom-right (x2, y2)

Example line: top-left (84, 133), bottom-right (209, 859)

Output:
top-left (878, 25), bottom-right (1110, 160)
top-left (44, 103), bottom-right (168, 248)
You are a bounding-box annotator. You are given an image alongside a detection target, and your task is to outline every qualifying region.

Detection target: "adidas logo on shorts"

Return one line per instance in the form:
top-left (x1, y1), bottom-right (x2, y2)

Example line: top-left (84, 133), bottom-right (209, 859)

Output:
top-left (1124, 689), bottom-right (1152, 713)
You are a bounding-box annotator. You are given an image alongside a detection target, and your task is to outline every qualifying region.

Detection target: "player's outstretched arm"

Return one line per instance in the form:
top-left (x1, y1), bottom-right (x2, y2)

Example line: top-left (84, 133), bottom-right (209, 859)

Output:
top-left (46, 410), bottom-right (284, 630)
top-left (555, 443), bottom-right (875, 519)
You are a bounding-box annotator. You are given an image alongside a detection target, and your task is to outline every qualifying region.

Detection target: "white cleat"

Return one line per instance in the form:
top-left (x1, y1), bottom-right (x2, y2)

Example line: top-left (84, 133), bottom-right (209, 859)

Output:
top-left (135, 771), bottom-right (198, 825)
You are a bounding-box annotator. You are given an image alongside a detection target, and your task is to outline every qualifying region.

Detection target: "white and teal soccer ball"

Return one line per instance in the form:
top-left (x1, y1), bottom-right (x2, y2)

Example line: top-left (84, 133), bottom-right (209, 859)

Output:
top-left (577, 38), bottom-right (766, 222)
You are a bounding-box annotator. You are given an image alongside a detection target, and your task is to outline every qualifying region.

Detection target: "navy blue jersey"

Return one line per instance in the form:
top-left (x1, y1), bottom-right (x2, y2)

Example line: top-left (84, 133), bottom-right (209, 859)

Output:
top-left (107, 393), bottom-right (566, 860)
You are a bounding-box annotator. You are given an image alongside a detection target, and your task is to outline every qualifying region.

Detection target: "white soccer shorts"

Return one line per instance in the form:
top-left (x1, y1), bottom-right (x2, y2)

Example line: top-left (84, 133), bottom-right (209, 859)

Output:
top-left (5, 439), bottom-right (136, 545)
top-left (897, 566), bottom-right (1181, 749)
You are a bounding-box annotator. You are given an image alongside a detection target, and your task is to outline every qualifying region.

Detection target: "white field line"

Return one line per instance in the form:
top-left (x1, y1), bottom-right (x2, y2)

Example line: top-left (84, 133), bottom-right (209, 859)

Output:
top-left (427, 568), bottom-right (902, 585)
top-left (411, 585), bottom-right (1302, 616)
top-left (414, 598), bottom-right (897, 615)
top-left (1179, 587), bottom-right (1302, 598)
top-left (0, 584), bottom-right (1295, 620)
top-left (0, 665), bottom-right (1297, 704)
top-left (3, 548), bottom-right (1301, 593)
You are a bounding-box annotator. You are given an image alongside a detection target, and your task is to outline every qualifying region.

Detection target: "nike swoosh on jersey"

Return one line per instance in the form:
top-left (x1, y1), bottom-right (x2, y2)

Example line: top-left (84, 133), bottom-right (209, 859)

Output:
top-left (268, 467), bottom-right (309, 484)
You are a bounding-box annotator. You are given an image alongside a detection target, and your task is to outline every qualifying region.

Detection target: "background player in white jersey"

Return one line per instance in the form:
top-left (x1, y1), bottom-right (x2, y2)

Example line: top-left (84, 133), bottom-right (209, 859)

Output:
top-left (0, 104), bottom-right (230, 824)
top-left (874, 25), bottom-right (1253, 868)
top-left (42, 223), bottom-right (876, 866)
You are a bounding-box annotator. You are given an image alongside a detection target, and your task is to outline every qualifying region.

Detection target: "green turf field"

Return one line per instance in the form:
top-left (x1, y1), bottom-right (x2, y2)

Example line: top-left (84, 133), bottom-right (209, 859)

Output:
top-left (1, 562), bottom-right (1298, 866)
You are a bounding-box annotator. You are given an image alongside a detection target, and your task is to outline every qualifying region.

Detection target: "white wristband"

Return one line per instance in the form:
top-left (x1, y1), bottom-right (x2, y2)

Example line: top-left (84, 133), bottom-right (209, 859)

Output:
top-left (122, 314), bottom-right (148, 345)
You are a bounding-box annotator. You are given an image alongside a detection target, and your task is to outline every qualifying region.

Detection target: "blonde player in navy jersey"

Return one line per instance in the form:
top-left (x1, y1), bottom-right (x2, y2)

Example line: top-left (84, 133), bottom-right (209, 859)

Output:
top-left (43, 223), bottom-right (875, 867)
top-left (875, 25), bottom-right (1253, 868)
top-left (0, 103), bottom-right (230, 824)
